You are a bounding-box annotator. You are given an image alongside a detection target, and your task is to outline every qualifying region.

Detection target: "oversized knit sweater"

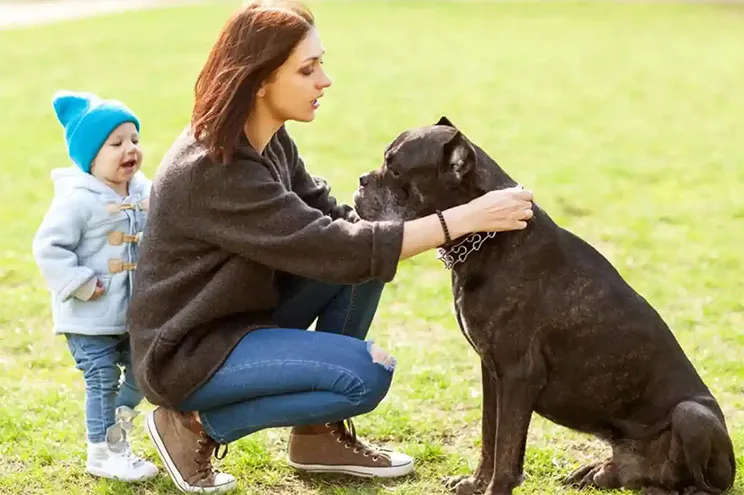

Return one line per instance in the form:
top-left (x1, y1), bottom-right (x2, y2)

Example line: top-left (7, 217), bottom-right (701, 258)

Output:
top-left (129, 126), bottom-right (404, 407)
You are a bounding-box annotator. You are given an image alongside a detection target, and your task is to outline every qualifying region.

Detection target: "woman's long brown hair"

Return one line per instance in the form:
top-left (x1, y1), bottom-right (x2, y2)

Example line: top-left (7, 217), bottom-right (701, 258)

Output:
top-left (192, 1), bottom-right (314, 164)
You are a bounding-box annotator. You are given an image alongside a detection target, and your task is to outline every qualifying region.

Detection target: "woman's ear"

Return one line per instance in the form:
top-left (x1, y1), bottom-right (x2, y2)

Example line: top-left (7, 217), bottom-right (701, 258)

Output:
top-left (257, 87), bottom-right (266, 98)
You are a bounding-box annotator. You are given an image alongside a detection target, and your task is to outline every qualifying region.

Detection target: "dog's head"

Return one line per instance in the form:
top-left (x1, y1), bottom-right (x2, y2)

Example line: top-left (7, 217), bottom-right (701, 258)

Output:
top-left (354, 116), bottom-right (516, 222)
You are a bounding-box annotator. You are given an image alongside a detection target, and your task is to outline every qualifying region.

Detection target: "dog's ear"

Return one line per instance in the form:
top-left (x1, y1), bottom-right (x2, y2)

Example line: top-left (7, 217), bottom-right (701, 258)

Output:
top-left (441, 131), bottom-right (475, 181)
top-left (435, 116), bottom-right (456, 128)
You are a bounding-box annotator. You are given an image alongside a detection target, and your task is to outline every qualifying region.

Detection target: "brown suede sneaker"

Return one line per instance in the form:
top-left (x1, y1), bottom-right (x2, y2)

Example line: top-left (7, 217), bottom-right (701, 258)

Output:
top-left (287, 420), bottom-right (414, 478)
top-left (145, 408), bottom-right (236, 493)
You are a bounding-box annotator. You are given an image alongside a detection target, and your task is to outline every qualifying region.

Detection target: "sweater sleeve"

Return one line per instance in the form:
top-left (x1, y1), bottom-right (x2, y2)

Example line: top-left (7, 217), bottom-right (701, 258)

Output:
top-left (184, 161), bottom-right (403, 285)
top-left (32, 194), bottom-right (96, 301)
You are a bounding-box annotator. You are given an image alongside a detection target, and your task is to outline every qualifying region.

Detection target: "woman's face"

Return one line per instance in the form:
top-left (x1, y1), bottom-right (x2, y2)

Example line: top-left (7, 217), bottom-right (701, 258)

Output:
top-left (261, 27), bottom-right (332, 123)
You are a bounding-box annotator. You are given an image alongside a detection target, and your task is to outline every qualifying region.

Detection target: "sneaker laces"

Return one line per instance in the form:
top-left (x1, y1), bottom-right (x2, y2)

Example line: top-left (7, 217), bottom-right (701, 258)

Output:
top-left (326, 420), bottom-right (385, 461)
top-left (193, 430), bottom-right (229, 481)
top-left (120, 442), bottom-right (149, 468)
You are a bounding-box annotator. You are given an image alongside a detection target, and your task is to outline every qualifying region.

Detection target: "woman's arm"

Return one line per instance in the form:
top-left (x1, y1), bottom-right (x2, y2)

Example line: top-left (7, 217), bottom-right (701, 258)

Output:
top-left (181, 155), bottom-right (532, 284)
top-left (399, 187), bottom-right (534, 260)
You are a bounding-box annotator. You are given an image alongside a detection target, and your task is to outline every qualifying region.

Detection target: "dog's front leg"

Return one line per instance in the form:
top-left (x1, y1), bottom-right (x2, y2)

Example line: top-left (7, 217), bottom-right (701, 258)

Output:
top-left (446, 362), bottom-right (498, 495)
top-left (484, 355), bottom-right (545, 495)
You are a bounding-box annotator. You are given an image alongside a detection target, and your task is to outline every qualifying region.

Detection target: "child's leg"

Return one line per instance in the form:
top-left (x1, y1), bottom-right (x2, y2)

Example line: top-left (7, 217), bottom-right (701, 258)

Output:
top-left (115, 336), bottom-right (144, 410)
top-left (65, 333), bottom-right (158, 482)
top-left (65, 334), bottom-right (123, 443)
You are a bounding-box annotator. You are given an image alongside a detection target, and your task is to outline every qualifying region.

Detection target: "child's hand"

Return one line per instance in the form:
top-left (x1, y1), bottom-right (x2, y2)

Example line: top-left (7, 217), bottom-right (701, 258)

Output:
top-left (89, 279), bottom-right (106, 300)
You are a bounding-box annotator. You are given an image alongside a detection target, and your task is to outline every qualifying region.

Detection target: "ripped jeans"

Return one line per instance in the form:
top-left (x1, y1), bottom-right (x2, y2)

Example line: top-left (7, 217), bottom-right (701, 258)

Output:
top-left (177, 274), bottom-right (395, 444)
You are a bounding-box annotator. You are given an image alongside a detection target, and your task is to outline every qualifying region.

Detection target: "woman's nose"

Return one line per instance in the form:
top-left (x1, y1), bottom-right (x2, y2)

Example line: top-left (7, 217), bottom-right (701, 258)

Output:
top-left (319, 70), bottom-right (332, 89)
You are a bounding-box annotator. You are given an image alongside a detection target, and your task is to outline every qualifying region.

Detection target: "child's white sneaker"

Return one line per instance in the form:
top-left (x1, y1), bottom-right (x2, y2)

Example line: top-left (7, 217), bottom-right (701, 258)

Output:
top-left (86, 406), bottom-right (159, 482)
top-left (87, 441), bottom-right (159, 481)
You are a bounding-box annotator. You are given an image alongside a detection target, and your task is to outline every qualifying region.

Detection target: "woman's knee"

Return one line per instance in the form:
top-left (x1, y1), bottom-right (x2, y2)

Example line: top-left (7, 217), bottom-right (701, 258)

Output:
top-left (368, 343), bottom-right (396, 372)
top-left (354, 343), bottom-right (395, 412)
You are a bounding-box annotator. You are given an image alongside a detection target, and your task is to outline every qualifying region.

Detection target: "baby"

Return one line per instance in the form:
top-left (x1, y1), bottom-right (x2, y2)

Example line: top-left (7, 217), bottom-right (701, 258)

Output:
top-left (32, 90), bottom-right (158, 482)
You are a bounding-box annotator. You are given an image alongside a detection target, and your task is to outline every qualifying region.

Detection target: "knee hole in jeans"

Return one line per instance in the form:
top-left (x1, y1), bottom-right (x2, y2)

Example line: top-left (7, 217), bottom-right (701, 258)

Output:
top-left (367, 343), bottom-right (396, 372)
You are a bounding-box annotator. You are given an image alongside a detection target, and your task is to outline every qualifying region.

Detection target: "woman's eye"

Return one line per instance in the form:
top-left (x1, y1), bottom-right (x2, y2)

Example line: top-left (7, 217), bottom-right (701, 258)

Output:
top-left (300, 66), bottom-right (314, 76)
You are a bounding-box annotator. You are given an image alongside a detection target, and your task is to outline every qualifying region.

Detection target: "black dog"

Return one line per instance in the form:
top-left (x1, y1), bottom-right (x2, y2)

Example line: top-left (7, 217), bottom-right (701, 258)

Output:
top-left (353, 117), bottom-right (736, 495)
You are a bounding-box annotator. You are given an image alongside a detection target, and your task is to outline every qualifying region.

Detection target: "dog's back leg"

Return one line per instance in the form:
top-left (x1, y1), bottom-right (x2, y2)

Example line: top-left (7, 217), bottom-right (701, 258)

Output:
top-left (671, 401), bottom-right (735, 494)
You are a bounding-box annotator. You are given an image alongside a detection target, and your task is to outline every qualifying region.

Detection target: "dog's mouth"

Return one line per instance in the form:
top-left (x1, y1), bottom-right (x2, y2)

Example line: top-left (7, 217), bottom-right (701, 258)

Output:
top-left (352, 189), bottom-right (370, 219)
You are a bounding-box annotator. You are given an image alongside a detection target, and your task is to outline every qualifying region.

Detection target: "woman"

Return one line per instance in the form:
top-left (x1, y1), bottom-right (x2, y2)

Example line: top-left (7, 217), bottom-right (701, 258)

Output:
top-left (129, 1), bottom-right (534, 492)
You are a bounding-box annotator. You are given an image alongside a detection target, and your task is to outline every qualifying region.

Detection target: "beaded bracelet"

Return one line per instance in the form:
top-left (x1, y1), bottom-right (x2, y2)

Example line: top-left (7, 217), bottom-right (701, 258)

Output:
top-left (435, 210), bottom-right (452, 244)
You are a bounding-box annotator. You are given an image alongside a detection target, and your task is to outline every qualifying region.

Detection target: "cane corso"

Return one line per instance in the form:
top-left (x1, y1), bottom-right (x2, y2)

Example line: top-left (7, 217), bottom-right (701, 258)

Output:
top-left (353, 117), bottom-right (736, 495)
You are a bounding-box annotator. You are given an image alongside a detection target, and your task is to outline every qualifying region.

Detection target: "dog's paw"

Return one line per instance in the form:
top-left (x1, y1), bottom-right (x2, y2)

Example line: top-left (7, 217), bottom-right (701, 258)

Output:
top-left (443, 474), bottom-right (487, 495)
top-left (563, 462), bottom-right (603, 488)
top-left (564, 461), bottom-right (621, 490)
top-left (444, 475), bottom-right (469, 489)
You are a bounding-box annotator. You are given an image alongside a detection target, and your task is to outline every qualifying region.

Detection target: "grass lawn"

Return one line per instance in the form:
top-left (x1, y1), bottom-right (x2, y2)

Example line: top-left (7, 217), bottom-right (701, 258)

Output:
top-left (1, 1), bottom-right (743, 494)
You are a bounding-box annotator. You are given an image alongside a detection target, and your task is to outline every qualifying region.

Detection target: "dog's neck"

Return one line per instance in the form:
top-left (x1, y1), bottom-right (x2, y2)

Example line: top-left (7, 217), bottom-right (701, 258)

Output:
top-left (436, 231), bottom-right (498, 269)
top-left (437, 205), bottom-right (549, 271)
top-left (437, 149), bottom-right (549, 270)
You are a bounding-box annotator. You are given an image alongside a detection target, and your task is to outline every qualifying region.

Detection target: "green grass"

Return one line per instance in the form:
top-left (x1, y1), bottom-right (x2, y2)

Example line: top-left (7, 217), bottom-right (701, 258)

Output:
top-left (1, 1), bottom-right (743, 493)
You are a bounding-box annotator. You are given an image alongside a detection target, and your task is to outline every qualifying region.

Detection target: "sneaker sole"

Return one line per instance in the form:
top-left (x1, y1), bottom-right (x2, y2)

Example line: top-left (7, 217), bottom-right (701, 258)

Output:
top-left (145, 411), bottom-right (236, 493)
top-left (287, 459), bottom-right (414, 478)
top-left (87, 466), bottom-right (157, 483)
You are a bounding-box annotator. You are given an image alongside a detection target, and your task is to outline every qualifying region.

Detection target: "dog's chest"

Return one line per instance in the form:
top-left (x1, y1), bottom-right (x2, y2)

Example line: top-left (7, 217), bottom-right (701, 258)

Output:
top-left (453, 285), bottom-right (492, 355)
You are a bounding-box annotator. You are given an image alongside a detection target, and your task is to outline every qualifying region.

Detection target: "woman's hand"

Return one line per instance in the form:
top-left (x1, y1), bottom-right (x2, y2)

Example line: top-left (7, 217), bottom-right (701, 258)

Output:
top-left (399, 185), bottom-right (535, 261)
top-left (462, 186), bottom-right (534, 233)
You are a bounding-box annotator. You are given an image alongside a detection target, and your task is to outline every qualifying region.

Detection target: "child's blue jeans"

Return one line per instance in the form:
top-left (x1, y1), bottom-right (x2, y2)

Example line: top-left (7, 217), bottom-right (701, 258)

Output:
top-left (178, 274), bottom-right (393, 444)
top-left (65, 333), bottom-right (144, 443)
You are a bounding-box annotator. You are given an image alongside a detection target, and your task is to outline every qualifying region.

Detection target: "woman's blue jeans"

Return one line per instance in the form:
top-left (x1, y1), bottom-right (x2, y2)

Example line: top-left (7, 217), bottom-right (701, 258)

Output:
top-left (177, 275), bottom-right (394, 444)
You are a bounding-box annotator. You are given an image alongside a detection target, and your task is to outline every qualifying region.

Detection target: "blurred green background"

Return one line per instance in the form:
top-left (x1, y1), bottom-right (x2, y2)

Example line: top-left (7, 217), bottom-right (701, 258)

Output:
top-left (0, 1), bottom-right (742, 493)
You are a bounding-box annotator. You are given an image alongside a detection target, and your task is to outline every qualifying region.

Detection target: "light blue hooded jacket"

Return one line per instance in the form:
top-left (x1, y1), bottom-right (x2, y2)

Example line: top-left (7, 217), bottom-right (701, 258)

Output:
top-left (32, 167), bottom-right (151, 335)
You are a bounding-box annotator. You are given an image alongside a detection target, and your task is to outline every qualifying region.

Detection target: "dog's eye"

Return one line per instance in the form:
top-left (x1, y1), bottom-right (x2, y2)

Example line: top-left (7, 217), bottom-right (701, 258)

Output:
top-left (387, 168), bottom-right (400, 179)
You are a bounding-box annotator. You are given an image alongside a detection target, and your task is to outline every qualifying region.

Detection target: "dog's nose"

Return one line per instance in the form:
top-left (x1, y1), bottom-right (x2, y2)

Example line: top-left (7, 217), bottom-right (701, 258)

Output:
top-left (359, 173), bottom-right (370, 188)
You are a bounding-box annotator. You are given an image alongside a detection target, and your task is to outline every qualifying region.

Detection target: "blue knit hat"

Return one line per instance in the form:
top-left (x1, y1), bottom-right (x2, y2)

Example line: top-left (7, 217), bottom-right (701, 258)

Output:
top-left (52, 90), bottom-right (140, 173)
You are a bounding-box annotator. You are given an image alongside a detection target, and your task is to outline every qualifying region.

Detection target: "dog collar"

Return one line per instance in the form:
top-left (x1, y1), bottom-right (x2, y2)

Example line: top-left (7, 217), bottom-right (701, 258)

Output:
top-left (436, 231), bottom-right (498, 269)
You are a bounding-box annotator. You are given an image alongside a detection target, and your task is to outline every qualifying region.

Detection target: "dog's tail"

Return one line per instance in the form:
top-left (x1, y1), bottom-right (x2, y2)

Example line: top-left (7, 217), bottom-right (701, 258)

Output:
top-left (672, 400), bottom-right (736, 493)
